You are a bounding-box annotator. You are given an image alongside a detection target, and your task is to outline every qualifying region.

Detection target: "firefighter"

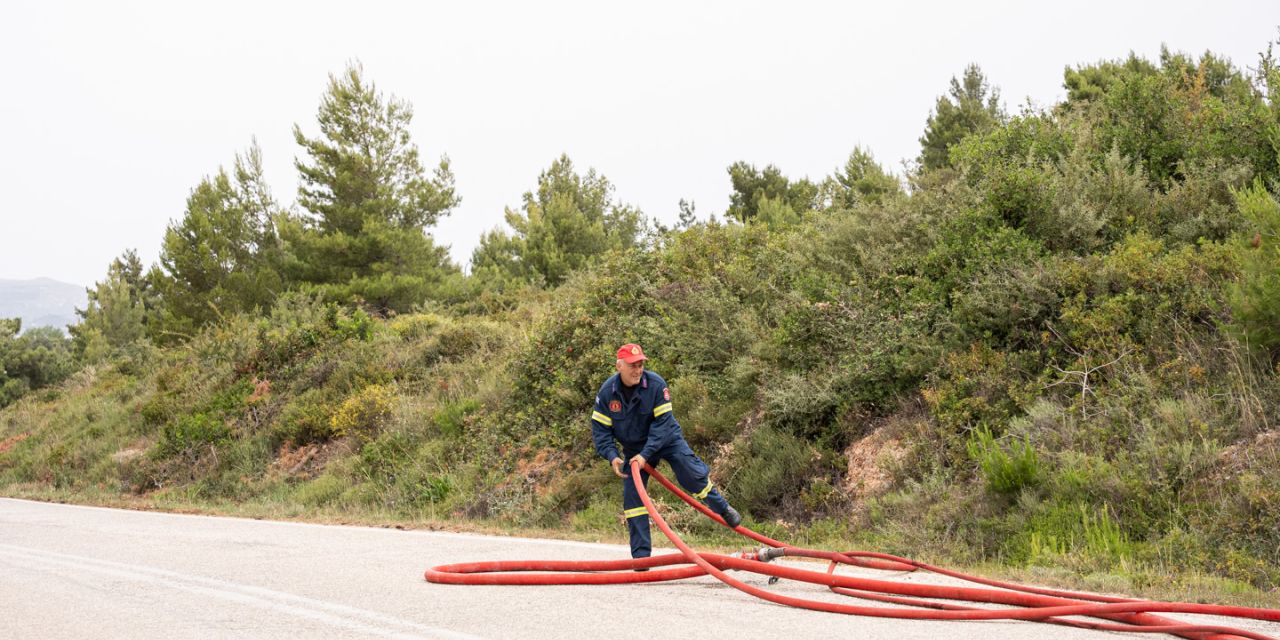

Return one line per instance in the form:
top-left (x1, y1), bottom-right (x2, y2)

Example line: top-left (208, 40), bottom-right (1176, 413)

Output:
top-left (590, 343), bottom-right (742, 561)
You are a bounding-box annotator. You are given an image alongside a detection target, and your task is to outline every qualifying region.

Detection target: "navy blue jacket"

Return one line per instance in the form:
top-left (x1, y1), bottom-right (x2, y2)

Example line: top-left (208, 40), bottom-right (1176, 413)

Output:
top-left (590, 370), bottom-right (681, 462)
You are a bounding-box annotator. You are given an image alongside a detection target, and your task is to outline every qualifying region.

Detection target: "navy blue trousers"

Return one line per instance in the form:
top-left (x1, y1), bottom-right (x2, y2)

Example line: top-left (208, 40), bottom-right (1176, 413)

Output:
top-left (622, 438), bottom-right (731, 558)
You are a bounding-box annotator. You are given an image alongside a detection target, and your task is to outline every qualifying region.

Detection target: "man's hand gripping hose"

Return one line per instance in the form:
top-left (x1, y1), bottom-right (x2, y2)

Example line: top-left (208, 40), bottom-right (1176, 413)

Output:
top-left (425, 459), bottom-right (1280, 640)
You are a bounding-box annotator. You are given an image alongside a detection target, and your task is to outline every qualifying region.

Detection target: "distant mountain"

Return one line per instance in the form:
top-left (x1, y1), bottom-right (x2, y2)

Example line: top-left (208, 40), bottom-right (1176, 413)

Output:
top-left (0, 278), bottom-right (87, 333)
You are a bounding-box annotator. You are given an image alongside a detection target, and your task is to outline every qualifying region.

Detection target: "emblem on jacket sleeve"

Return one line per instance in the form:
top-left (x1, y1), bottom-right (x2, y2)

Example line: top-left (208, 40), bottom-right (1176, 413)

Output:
top-left (663, 387), bottom-right (671, 401)
top-left (609, 400), bottom-right (622, 412)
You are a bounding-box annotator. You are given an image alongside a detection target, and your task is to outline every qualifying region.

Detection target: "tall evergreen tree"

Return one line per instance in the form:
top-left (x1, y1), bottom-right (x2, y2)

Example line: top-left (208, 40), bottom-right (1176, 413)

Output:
top-left (676, 199), bottom-right (699, 230)
top-left (284, 62), bottom-right (460, 312)
top-left (155, 142), bottom-right (284, 337)
top-left (471, 154), bottom-right (643, 288)
top-left (823, 146), bottom-right (902, 209)
top-left (725, 162), bottom-right (819, 224)
top-left (918, 64), bottom-right (1005, 171)
top-left (1229, 183), bottom-right (1280, 359)
top-left (69, 250), bottom-right (159, 360)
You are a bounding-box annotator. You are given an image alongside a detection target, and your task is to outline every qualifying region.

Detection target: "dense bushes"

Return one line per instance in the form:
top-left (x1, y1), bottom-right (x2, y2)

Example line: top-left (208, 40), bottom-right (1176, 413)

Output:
top-left (0, 322), bottom-right (75, 408)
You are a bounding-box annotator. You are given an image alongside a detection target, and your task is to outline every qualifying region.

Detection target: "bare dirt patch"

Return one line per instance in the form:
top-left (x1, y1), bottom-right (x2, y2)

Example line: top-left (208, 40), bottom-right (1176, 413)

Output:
top-left (842, 429), bottom-right (907, 500)
top-left (515, 447), bottom-right (572, 498)
top-left (0, 432), bottom-right (31, 454)
top-left (110, 446), bottom-right (147, 464)
top-left (269, 441), bottom-right (346, 479)
top-left (1213, 429), bottom-right (1280, 475)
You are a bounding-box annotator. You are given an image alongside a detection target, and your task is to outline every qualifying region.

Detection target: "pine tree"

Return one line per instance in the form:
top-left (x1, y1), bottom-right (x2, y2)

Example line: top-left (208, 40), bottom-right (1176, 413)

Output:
top-left (676, 199), bottom-right (698, 230)
top-left (919, 64), bottom-right (1005, 171)
top-left (471, 154), bottom-right (643, 288)
top-left (1230, 184), bottom-right (1280, 359)
top-left (155, 142), bottom-right (284, 337)
top-left (823, 146), bottom-right (901, 209)
top-left (285, 62), bottom-right (460, 312)
top-left (69, 250), bottom-right (159, 360)
top-left (725, 162), bottom-right (819, 224)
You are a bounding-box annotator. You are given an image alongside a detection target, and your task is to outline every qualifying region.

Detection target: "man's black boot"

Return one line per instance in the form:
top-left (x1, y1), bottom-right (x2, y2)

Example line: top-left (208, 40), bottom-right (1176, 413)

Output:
top-left (723, 506), bottom-right (742, 528)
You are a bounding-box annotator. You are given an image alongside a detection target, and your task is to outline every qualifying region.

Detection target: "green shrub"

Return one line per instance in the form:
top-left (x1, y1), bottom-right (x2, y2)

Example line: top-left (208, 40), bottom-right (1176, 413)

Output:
top-left (398, 472), bottom-right (453, 508)
top-left (334, 307), bottom-right (375, 341)
top-left (330, 384), bottom-right (395, 439)
top-left (1055, 232), bottom-right (1237, 357)
top-left (138, 392), bottom-right (178, 427)
top-left (111, 341), bottom-right (161, 378)
top-left (1183, 432), bottom-right (1280, 587)
top-left (326, 339), bottom-right (397, 391)
top-left (433, 398), bottom-right (478, 438)
top-left (1228, 183), bottom-right (1280, 358)
top-left (413, 319), bottom-right (509, 367)
top-left (386, 313), bottom-right (444, 340)
top-left (917, 210), bottom-right (1047, 300)
top-left (671, 371), bottom-right (754, 447)
top-left (157, 413), bottom-right (232, 457)
top-left (1079, 503), bottom-right (1134, 560)
top-left (0, 324), bottom-right (76, 408)
top-left (354, 429), bottom-right (414, 484)
top-left (249, 293), bottom-right (335, 370)
top-left (206, 379), bottom-right (253, 415)
top-left (728, 425), bottom-right (827, 519)
top-left (1075, 50), bottom-right (1274, 185)
top-left (924, 345), bottom-right (1030, 437)
top-left (950, 261), bottom-right (1060, 347)
top-left (761, 373), bottom-right (842, 442)
top-left (967, 425), bottom-right (1041, 496)
top-left (1155, 159), bottom-right (1252, 243)
top-left (273, 389), bottom-right (335, 445)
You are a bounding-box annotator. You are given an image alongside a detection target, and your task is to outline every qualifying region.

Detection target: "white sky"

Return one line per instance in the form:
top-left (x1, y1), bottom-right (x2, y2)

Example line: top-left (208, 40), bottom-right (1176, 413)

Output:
top-left (2, 0), bottom-right (1278, 287)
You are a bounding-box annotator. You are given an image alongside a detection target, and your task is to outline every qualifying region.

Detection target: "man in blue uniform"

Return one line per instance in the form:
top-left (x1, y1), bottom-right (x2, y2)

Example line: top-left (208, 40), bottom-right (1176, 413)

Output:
top-left (590, 343), bottom-right (742, 560)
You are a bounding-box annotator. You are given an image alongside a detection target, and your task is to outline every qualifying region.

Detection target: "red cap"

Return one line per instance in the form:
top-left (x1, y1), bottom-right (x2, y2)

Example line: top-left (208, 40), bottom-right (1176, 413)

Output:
top-left (617, 343), bottom-right (647, 363)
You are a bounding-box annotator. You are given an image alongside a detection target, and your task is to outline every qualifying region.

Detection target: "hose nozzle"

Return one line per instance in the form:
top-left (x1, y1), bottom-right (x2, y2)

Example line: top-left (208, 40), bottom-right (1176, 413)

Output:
top-left (756, 547), bottom-right (785, 563)
top-left (733, 547), bottom-right (783, 562)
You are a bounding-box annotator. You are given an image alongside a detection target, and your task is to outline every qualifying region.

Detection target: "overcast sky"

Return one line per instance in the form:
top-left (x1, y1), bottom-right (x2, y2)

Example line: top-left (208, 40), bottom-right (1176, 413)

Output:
top-left (3, 1), bottom-right (1278, 287)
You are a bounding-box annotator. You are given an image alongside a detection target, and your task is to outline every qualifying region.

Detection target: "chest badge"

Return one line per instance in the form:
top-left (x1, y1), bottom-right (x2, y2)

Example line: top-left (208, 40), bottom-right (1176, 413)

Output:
top-left (609, 400), bottom-right (622, 413)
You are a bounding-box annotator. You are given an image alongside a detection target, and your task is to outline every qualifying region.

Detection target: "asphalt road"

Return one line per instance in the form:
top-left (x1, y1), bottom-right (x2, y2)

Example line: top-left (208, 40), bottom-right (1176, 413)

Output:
top-left (2, 497), bottom-right (1276, 639)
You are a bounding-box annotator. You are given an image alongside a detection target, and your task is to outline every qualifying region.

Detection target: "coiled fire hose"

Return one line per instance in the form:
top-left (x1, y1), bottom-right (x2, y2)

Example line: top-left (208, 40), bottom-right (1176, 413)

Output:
top-left (426, 460), bottom-right (1280, 640)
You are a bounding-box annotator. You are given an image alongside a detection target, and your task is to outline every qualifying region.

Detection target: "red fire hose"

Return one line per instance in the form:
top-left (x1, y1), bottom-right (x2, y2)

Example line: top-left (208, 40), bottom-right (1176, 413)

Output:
top-left (426, 460), bottom-right (1280, 640)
